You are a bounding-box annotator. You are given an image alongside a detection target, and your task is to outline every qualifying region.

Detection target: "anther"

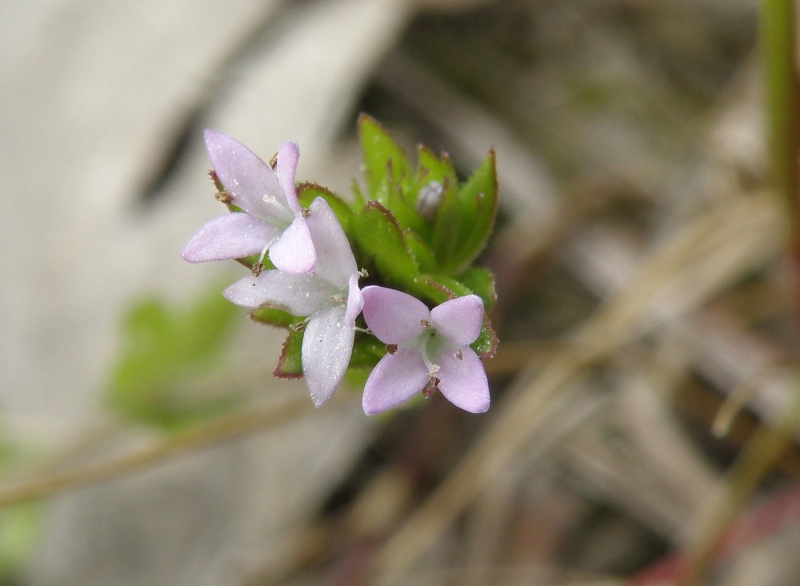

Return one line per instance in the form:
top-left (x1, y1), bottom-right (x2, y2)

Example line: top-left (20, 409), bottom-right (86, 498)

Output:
top-left (301, 208), bottom-right (311, 218)
top-left (386, 344), bottom-right (398, 355)
top-left (268, 153), bottom-right (278, 169)
top-left (215, 191), bottom-right (233, 204)
top-left (423, 377), bottom-right (440, 397)
top-left (420, 319), bottom-right (431, 328)
top-left (251, 262), bottom-right (264, 277)
top-left (455, 349), bottom-right (463, 361)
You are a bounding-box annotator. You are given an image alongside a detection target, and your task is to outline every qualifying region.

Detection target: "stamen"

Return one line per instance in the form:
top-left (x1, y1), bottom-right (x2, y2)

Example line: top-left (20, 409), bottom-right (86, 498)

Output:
top-left (330, 294), bottom-right (343, 304)
top-left (420, 319), bottom-right (431, 328)
top-left (301, 208), bottom-right (311, 218)
top-left (268, 153), bottom-right (278, 169)
top-left (386, 344), bottom-right (398, 355)
top-left (423, 377), bottom-right (440, 397)
top-left (359, 268), bottom-right (369, 278)
top-left (214, 191), bottom-right (233, 204)
top-left (455, 349), bottom-right (463, 361)
top-left (257, 242), bottom-right (271, 264)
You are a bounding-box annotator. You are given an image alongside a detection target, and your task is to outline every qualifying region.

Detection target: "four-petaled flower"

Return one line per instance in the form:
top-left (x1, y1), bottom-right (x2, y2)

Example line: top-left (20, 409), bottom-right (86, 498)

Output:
top-left (360, 286), bottom-right (490, 415)
top-left (181, 130), bottom-right (315, 274)
top-left (223, 197), bottom-right (364, 407)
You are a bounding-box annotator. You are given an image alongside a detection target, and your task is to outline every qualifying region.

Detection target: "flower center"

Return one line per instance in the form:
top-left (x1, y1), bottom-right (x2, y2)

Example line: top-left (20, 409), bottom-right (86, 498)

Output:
top-left (417, 328), bottom-right (451, 378)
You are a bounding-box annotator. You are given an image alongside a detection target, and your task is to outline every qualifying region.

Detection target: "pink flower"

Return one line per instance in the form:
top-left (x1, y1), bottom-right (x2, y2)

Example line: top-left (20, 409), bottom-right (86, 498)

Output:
top-left (360, 287), bottom-right (490, 415)
top-left (223, 198), bottom-right (363, 407)
top-left (181, 130), bottom-right (315, 274)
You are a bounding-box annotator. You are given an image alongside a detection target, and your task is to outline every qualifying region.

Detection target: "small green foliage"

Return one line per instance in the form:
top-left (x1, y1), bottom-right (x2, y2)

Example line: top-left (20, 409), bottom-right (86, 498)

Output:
top-left (274, 326), bottom-right (304, 378)
top-left (358, 114), bottom-right (411, 195)
top-left (0, 436), bottom-right (42, 580)
top-left (297, 183), bottom-right (353, 232)
top-left (349, 335), bottom-right (386, 369)
top-left (351, 120), bottom-right (498, 346)
top-left (250, 306), bottom-right (301, 329)
top-left (456, 266), bottom-right (498, 310)
top-left (107, 284), bottom-right (241, 430)
top-left (352, 201), bottom-right (419, 287)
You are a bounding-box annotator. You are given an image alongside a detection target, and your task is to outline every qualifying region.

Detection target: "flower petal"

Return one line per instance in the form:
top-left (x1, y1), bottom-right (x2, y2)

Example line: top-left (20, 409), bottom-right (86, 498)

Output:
top-left (302, 305), bottom-right (354, 407)
top-left (276, 140), bottom-right (301, 213)
top-left (306, 198), bottom-right (357, 286)
top-left (268, 216), bottom-right (315, 274)
top-left (436, 347), bottom-right (490, 413)
top-left (204, 129), bottom-right (286, 222)
top-left (223, 270), bottom-right (330, 314)
top-left (345, 273), bottom-right (364, 327)
top-left (430, 295), bottom-right (484, 346)
top-left (361, 286), bottom-right (429, 345)
top-left (180, 213), bottom-right (277, 263)
top-left (362, 349), bottom-right (429, 415)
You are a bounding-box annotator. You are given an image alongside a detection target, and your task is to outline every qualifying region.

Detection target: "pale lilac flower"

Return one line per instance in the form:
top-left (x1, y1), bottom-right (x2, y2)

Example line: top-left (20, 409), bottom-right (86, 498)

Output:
top-left (360, 287), bottom-right (490, 415)
top-left (224, 198), bottom-right (363, 407)
top-left (181, 130), bottom-right (315, 274)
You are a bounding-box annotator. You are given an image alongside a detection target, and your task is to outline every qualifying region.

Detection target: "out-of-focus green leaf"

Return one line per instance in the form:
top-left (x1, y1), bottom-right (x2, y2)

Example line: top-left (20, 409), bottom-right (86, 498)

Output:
top-left (0, 435), bottom-right (41, 580)
top-left (0, 503), bottom-right (41, 581)
top-left (106, 284), bottom-right (240, 430)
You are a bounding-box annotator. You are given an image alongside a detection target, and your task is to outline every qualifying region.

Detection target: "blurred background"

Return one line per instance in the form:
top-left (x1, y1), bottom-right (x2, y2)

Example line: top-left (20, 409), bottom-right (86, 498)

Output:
top-left (3, 0), bottom-right (800, 584)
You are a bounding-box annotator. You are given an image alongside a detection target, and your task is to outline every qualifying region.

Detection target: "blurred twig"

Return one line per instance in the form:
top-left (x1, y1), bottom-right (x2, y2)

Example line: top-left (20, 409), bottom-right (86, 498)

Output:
top-left (0, 392), bottom-right (354, 509)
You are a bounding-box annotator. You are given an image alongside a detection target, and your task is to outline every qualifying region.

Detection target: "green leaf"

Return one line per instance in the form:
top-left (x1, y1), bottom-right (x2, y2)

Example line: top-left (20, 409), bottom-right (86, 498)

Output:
top-left (106, 285), bottom-right (241, 430)
top-left (472, 314), bottom-right (499, 358)
top-left (450, 150), bottom-right (498, 272)
top-left (249, 306), bottom-right (301, 329)
top-left (349, 335), bottom-right (385, 369)
top-left (0, 503), bottom-right (41, 580)
top-left (404, 230), bottom-right (439, 274)
top-left (430, 176), bottom-right (463, 273)
top-left (412, 146), bottom-right (457, 206)
top-left (456, 266), bottom-right (497, 309)
top-left (274, 327), bottom-right (304, 377)
top-left (358, 114), bottom-right (410, 197)
top-left (352, 201), bottom-right (419, 287)
top-left (297, 183), bottom-right (353, 231)
top-left (351, 179), bottom-right (366, 210)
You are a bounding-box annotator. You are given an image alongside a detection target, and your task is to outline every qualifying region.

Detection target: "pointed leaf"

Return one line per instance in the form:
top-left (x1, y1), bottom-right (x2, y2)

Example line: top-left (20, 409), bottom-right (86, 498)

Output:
top-left (456, 266), bottom-right (497, 309)
top-left (249, 306), bottom-right (302, 329)
top-left (358, 114), bottom-right (410, 197)
top-left (450, 150), bottom-right (498, 272)
top-left (352, 201), bottom-right (418, 286)
top-left (430, 176), bottom-right (463, 273)
top-left (274, 327), bottom-right (304, 378)
top-left (297, 183), bottom-right (353, 231)
top-left (404, 230), bottom-right (438, 274)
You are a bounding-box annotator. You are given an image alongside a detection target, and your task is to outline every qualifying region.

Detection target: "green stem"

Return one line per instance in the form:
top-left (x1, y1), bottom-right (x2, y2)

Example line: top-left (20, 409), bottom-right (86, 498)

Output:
top-left (762, 0), bottom-right (800, 244)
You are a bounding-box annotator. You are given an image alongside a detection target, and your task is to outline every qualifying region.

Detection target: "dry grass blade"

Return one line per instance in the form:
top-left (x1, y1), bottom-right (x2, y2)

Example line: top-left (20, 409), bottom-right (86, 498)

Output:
top-left (372, 194), bottom-right (782, 580)
top-left (0, 392), bottom-right (355, 509)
